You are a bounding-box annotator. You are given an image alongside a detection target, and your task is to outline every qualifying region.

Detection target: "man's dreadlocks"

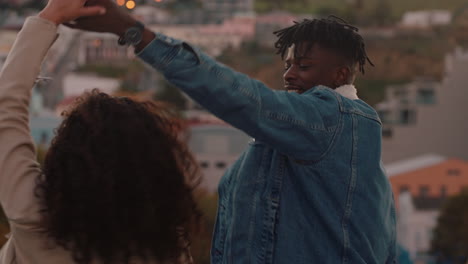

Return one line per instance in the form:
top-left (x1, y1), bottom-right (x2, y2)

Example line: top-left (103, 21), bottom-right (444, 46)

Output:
top-left (274, 16), bottom-right (374, 74)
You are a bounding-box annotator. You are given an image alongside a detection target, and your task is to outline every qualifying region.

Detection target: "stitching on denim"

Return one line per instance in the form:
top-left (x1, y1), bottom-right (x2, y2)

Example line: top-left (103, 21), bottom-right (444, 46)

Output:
top-left (158, 47), bottom-right (181, 78)
top-left (267, 155), bottom-right (284, 264)
top-left (245, 148), bottom-right (267, 263)
top-left (341, 114), bottom-right (358, 264)
top-left (314, 109), bottom-right (344, 162)
top-left (208, 62), bottom-right (260, 105)
top-left (338, 101), bottom-right (381, 124)
top-left (347, 109), bottom-right (381, 124)
top-left (264, 111), bottom-right (336, 132)
top-left (387, 192), bottom-right (397, 263)
top-left (257, 154), bottom-right (284, 264)
top-left (287, 111), bottom-right (344, 165)
top-left (181, 42), bottom-right (201, 64)
top-left (213, 153), bottom-right (244, 262)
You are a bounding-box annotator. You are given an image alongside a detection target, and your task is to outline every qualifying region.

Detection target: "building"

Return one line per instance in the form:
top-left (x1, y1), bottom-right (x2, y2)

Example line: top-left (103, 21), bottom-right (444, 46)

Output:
top-left (76, 32), bottom-right (132, 66)
top-left (63, 73), bottom-right (120, 97)
top-left (0, 28), bottom-right (19, 70)
top-left (202, 0), bottom-right (254, 23)
top-left (0, 11), bottom-right (27, 30)
top-left (378, 48), bottom-right (468, 163)
top-left (2, 0), bottom-right (32, 5)
top-left (400, 10), bottom-right (452, 29)
top-left (397, 192), bottom-right (439, 263)
top-left (387, 155), bottom-right (468, 208)
top-left (148, 21), bottom-right (253, 56)
top-left (199, 14), bottom-right (255, 41)
top-left (37, 26), bottom-right (82, 109)
top-left (377, 77), bottom-right (439, 129)
top-left (132, 5), bottom-right (171, 25)
top-left (187, 120), bottom-right (251, 193)
top-left (254, 11), bottom-right (299, 47)
top-left (387, 156), bottom-right (468, 262)
top-left (29, 86), bottom-right (61, 147)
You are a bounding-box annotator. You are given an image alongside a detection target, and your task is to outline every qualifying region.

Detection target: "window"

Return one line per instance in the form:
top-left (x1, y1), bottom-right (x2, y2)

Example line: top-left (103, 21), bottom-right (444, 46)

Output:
top-left (382, 127), bottom-right (393, 138)
top-left (215, 161), bottom-right (227, 169)
top-left (378, 110), bottom-right (390, 124)
top-left (399, 185), bottom-right (410, 195)
top-left (200, 161), bottom-right (209, 168)
top-left (400, 109), bottom-right (416, 124)
top-left (417, 88), bottom-right (435, 104)
top-left (447, 168), bottom-right (461, 176)
top-left (419, 185), bottom-right (430, 197)
top-left (394, 88), bottom-right (408, 98)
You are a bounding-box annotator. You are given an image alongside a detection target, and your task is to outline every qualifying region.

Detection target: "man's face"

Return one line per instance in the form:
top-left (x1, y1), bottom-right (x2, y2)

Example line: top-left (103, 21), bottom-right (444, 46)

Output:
top-left (283, 42), bottom-right (348, 94)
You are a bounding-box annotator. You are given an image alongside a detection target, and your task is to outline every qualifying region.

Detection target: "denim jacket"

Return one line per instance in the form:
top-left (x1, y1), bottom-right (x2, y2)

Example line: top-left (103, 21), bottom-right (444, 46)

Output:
top-left (138, 34), bottom-right (396, 264)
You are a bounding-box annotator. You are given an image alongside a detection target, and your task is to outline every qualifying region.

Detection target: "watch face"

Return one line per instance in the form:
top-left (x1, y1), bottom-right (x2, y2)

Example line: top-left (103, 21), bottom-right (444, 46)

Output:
top-left (125, 27), bottom-right (143, 45)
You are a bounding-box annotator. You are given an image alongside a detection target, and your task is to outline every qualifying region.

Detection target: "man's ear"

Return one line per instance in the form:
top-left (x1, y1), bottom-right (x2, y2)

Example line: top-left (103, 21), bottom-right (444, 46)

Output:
top-left (334, 66), bottom-right (351, 87)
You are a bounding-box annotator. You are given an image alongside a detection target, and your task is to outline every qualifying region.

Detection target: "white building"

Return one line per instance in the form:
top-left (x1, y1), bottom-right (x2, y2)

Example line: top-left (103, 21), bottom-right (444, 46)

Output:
top-left (400, 10), bottom-right (452, 29)
top-left (378, 48), bottom-right (468, 163)
top-left (188, 123), bottom-right (251, 193)
top-left (397, 192), bottom-right (440, 262)
top-left (76, 31), bottom-right (132, 66)
top-left (132, 5), bottom-right (171, 25)
top-left (376, 77), bottom-right (439, 127)
top-left (202, 0), bottom-right (254, 23)
top-left (148, 22), bottom-right (252, 56)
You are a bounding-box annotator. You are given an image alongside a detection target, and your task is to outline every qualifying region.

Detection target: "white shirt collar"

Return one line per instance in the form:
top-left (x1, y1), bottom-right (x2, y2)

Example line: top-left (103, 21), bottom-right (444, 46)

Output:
top-left (334, 84), bottom-right (359, 100)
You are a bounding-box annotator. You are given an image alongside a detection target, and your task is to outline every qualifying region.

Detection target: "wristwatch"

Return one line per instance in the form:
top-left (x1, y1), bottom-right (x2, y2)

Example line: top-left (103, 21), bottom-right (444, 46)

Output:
top-left (118, 21), bottom-right (145, 46)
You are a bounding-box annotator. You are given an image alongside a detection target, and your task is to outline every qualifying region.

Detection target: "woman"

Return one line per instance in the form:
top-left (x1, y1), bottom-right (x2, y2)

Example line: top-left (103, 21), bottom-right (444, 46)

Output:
top-left (0, 1), bottom-right (200, 263)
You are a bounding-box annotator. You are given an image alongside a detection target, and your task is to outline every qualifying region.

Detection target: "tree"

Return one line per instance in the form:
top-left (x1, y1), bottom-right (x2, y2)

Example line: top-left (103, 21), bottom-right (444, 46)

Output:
top-left (430, 190), bottom-right (468, 264)
top-left (372, 0), bottom-right (393, 26)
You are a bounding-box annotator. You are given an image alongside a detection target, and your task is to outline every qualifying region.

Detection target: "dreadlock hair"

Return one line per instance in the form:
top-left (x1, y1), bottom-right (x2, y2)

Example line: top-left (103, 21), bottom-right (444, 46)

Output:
top-left (274, 15), bottom-right (374, 74)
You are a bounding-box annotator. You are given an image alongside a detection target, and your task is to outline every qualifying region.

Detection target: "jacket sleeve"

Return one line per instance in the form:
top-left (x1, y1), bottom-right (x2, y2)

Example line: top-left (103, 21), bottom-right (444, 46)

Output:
top-left (0, 17), bottom-right (58, 226)
top-left (138, 34), bottom-right (341, 160)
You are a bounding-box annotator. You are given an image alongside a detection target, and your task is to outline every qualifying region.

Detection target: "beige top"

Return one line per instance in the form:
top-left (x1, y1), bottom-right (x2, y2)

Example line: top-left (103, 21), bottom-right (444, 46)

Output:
top-left (0, 17), bottom-right (191, 264)
top-left (0, 16), bottom-right (67, 264)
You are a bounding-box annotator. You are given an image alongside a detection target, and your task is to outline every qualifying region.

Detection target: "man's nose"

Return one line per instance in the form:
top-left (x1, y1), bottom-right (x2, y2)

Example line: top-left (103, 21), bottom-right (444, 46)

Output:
top-left (283, 66), bottom-right (297, 82)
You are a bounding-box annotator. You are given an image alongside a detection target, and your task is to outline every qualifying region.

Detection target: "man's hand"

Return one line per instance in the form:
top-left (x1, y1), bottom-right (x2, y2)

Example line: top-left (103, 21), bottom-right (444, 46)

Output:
top-left (64, 0), bottom-right (156, 52)
top-left (64, 0), bottom-right (137, 38)
top-left (38, 0), bottom-right (106, 25)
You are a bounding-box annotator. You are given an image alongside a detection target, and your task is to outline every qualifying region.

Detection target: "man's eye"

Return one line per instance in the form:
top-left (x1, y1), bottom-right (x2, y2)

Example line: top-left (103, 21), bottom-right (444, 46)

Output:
top-left (299, 65), bottom-right (311, 69)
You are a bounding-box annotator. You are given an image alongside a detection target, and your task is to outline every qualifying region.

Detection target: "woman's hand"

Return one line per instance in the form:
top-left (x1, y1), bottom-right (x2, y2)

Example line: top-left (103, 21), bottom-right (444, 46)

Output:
top-left (63, 0), bottom-right (137, 38)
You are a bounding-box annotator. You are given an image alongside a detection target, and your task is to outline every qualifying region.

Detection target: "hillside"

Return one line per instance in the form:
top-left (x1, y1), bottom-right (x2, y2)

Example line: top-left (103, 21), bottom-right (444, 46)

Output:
top-left (256, 0), bottom-right (468, 25)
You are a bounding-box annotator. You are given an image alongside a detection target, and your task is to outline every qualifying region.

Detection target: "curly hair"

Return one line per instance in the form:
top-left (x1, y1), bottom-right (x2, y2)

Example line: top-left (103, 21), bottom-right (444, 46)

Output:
top-left (36, 90), bottom-right (201, 264)
top-left (274, 15), bottom-right (374, 74)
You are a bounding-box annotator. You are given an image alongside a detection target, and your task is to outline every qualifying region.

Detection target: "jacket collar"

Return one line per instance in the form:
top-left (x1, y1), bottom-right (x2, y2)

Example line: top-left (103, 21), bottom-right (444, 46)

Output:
top-left (334, 84), bottom-right (359, 100)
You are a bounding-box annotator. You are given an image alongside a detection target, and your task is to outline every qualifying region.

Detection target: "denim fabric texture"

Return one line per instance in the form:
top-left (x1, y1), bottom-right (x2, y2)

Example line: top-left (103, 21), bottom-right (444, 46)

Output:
top-left (138, 34), bottom-right (397, 264)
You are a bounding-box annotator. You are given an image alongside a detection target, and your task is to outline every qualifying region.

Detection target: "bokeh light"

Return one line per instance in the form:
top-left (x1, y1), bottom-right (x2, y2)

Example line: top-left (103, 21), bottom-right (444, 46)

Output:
top-left (116, 0), bottom-right (125, 6)
top-left (126, 0), bottom-right (136, 9)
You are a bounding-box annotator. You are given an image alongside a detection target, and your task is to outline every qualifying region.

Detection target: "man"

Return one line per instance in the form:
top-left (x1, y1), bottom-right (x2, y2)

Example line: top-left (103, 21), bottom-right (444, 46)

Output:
top-left (64, 1), bottom-right (396, 263)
